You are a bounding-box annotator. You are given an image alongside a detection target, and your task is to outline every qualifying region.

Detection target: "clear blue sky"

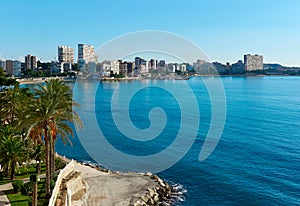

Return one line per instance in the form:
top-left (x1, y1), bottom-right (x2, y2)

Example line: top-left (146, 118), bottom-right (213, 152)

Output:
top-left (1, 0), bottom-right (300, 66)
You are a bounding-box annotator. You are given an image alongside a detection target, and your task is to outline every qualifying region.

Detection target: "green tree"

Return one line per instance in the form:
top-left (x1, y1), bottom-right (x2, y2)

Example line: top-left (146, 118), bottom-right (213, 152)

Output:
top-left (30, 144), bottom-right (45, 175)
top-left (21, 79), bottom-right (82, 196)
top-left (0, 126), bottom-right (27, 180)
top-left (0, 85), bottom-right (31, 126)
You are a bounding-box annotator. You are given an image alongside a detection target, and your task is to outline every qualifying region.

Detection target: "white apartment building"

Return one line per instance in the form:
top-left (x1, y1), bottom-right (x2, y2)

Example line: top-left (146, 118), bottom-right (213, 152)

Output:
top-left (244, 54), bottom-right (263, 71)
top-left (100, 60), bottom-right (119, 76)
top-left (78, 44), bottom-right (98, 63)
top-left (58, 46), bottom-right (74, 64)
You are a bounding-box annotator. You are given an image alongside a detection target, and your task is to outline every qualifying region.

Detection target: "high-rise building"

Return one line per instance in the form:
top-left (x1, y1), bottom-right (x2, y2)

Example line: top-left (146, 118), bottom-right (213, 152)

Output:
top-left (78, 44), bottom-right (98, 72)
top-left (134, 57), bottom-right (146, 70)
top-left (58, 46), bottom-right (74, 64)
top-left (5, 60), bottom-right (21, 77)
top-left (244, 54), bottom-right (263, 71)
top-left (149, 59), bottom-right (157, 70)
top-left (78, 44), bottom-right (97, 62)
top-left (25, 54), bottom-right (37, 70)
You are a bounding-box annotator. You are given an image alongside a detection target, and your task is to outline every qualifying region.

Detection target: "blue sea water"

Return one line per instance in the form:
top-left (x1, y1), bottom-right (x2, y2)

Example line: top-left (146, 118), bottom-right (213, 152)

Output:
top-left (54, 76), bottom-right (300, 205)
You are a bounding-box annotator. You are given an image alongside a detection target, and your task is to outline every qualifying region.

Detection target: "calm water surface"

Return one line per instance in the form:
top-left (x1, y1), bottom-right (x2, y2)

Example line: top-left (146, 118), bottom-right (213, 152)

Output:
top-left (52, 76), bottom-right (300, 205)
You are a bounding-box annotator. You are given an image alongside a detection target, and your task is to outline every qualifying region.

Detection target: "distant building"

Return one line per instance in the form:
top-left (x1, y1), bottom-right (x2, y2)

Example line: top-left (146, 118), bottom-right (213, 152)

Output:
top-left (193, 59), bottom-right (206, 69)
top-left (157, 60), bottom-right (166, 69)
top-left (149, 59), bottom-right (157, 70)
top-left (5, 60), bottom-right (21, 77)
top-left (181, 64), bottom-right (187, 72)
top-left (100, 60), bottom-right (119, 76)
top-left (58, 46), bottom-right (74, 64)
top-left (5, 60), bottom-right (13, 74)
top-left (77, 44), bottom-right (98, 72)
top-left (231, 60), bottom-right (245, 74)
top-left (213, 62), bottom-right (228, 74)
top-left (134, 57), bottom-right (147, 73)
top-left (78, 44), bottom-right (97, 62)
top-left (244, 54), bottom-right (263, 71)
top-left (0, 60), bottom-right (6, 71)
top-left (119, 60), bottom-right (133, 75)
top-left (25, 54), bottom-right (37, 70)
top-left (167, 63), bottom-right (178, 73)
top-left (50, 61), bottom-right (60, 73)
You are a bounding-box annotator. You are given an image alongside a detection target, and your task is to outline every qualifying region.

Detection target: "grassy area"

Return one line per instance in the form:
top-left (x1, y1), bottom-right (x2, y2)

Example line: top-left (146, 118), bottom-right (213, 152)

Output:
top-left (0, 163), bottom-right (46, 186)
top-left (6, 191), bottom-right (29, 206)
top-left (6, 179), bottom-right (48, 206)
top-left (2, 158), bottom-right (67, 205)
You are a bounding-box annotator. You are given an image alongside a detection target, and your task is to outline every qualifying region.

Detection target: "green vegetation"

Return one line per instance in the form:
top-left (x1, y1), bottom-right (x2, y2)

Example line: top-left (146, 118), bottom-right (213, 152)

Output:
top-left (6, 179), bottom-right (49, 206)
top-left (0, 68), bottom-right (19, 92)
top-left (0, 164), bottom-right (46, 186)
top-left (0, 74), bottom-right (82, 204)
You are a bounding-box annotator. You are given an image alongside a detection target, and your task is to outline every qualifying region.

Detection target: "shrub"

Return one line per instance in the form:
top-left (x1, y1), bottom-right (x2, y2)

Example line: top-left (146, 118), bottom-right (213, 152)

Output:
top-left (27, 196), bottom-right (33, 206)
top-left (0, 172), bottom-right (3, 181)
top-left (12, 180), bottom-right (24, 193)
top-left (21, 182), bottom-right (33, 195)
top-left (55, 157), bottom-right (66, 170)
top-left (52, 172), bottom-right (58, 181)
top-left (50, 180), bottom-right (56, 190)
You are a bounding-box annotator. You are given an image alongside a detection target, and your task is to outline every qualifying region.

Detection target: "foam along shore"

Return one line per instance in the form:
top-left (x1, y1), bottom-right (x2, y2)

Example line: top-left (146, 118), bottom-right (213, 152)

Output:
top-left (16, 77), bottom-right (75, 84)
top-left (55, 155), bottom-right (183, 206)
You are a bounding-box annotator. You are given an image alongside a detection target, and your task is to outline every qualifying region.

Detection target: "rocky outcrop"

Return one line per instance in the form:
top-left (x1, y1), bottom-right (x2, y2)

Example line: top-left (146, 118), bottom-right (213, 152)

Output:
top-left (132, 173), bottom-right (174, 206)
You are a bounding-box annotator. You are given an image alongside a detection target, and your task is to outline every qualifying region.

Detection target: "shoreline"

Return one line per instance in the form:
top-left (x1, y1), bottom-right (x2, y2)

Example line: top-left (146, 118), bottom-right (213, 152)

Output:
top-left (16, 73), bottom-right (300, 85)
top-left (55, 154), bottom-right (184, 206)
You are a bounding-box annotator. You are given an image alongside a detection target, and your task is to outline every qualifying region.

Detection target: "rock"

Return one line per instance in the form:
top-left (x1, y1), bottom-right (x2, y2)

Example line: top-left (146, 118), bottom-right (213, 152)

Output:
top-left (153, 194), bottom-right (159, 203)
top-left (133, 200), bottom-right (144, 206)
top-left (146, 172), bottom-right (152, 177)
top-left (148, 188), bottom-right (156, 197)
top-left (141, 195), bottom-right (149, 203)
top-left (147, 197), bottom-right (155, 205)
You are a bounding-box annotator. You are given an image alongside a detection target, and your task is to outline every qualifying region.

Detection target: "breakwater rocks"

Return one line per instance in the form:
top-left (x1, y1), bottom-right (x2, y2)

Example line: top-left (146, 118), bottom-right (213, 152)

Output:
top-left (132, 173), bottom-right (175, 206)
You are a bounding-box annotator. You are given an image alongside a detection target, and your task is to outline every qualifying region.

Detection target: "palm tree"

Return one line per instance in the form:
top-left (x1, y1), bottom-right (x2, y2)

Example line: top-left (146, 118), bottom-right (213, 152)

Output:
top-left (0, 85), bottom-right (31, 126)
top-left (21, 79), bottom-right (82, 196)
top-left (0, 125), bottom-right (27, 180)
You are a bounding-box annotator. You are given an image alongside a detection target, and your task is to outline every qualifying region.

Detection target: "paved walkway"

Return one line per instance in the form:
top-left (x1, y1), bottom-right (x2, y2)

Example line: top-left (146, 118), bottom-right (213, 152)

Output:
top-left (73, 163), bottom-right (158, 206)
top-left (0, 183), bottom-right (11, 206)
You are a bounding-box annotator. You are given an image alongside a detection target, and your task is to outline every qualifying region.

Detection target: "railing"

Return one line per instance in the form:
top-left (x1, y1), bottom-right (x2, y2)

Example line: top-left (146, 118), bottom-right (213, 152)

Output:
top-left (48, 160), bottom-right (75, 206)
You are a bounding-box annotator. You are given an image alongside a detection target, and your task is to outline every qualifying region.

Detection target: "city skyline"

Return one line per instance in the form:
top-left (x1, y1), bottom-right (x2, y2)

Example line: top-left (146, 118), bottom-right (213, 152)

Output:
top-left (1, 0), bottom-right (300, 66)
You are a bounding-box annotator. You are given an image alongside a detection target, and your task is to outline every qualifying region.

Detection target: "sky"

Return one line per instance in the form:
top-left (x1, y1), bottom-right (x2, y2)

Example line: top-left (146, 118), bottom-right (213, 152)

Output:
top-left (1, 0), bottom-right (300, 66)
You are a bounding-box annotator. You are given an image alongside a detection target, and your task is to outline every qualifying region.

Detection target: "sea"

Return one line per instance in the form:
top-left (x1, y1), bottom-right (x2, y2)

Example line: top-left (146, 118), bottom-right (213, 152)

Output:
top-left (27, 76), bottom-right (300, 205)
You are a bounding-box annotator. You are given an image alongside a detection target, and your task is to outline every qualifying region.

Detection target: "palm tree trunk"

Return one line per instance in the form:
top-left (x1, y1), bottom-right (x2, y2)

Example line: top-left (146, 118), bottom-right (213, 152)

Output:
top-left (50, 139), bottom-right (55, 175)
top-left (36, 162), bottom-right (40, 175)
top-left (50, 138), bottom-right (53, 178)
top-left (10, 161), bottom-right (15, 180)
top-left (32, 181), bottom-right (37, 206)
top-left (45, 129), bottom-right (51, 197)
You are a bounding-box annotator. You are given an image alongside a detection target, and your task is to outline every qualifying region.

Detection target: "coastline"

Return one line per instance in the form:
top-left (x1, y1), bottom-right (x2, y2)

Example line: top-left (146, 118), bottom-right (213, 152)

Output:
top-left (55, 154), bottom-right (182, 206)
top-left (16, 73), bottom-right (300, 85)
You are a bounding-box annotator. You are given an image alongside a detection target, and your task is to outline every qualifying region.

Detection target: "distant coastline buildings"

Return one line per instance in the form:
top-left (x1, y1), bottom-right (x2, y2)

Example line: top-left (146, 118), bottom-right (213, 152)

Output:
top-left (2, 46), bottom-right (299, 78)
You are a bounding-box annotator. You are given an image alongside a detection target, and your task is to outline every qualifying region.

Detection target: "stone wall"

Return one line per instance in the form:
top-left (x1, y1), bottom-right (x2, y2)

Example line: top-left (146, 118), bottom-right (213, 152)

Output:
top-left (48, 160), bottom-right (75, 206)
